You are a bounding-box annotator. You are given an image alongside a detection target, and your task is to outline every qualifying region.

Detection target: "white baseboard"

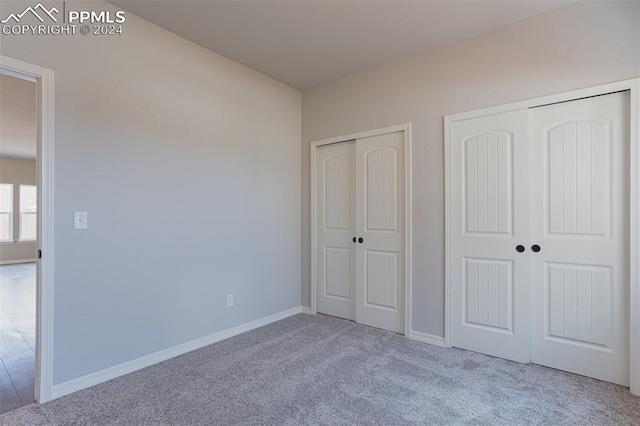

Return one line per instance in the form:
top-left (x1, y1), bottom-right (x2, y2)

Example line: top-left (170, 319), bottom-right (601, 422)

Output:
top-left (0, 258), bottom-right (36, 265)
top-left (51, 305), bottom-right (305, 400)
top-left (300, 306), bottom-right (313, 315)
top-left (409, 330), bottom-right (446, 347)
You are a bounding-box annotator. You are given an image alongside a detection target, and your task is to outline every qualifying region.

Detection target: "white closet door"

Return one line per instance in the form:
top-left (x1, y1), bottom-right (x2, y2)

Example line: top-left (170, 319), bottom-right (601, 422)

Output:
top-left (316, 141), bottom-right (356, 320)
top-left (450, 109), bottom-right (531, 363)
top-left (355, 132), bottom-right (405, 333)
top-left (530, 92), bottom-right (629, 385)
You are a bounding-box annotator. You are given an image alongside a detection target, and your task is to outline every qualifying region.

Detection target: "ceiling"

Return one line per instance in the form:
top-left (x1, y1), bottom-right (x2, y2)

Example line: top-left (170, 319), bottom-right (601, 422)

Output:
top-left (109, 0), bottom-right (572, 91)
top-left (0, 74), bottom-right (37, 160)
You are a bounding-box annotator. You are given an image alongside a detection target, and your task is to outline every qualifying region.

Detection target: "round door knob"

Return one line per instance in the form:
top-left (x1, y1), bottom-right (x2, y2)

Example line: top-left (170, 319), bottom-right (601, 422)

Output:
top-left (531, 244), bottom-right (541, 253)
top-left (516, 245), bottom-right (525, 253)
top-left (358, 237), bottom-right (364, 244)
top-left (353, 237), bottom-right (356, 243)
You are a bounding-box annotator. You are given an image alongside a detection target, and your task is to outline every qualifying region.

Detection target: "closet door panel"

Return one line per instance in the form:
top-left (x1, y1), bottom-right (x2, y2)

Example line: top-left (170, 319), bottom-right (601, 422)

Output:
top-left (356, 132), bottom-right (405, 333)
top-left (316, 141), bottom-right (356, 320)
top-left (530, 92), bottom-right (629, 386)
top-left (450, 109), bottom-right (531, 363)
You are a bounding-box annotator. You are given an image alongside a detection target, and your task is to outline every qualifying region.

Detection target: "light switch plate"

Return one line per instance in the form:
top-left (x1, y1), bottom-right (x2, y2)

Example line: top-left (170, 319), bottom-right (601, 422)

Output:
top-left (74, 211), bottom-right (88, 229)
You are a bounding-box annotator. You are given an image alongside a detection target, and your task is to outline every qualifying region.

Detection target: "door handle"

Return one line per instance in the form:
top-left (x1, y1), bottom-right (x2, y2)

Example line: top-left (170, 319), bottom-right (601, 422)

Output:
top-left (516, 245), bottom-right (525, 253)
top-left (358, 237), bottom-right (364, 243)
top-left (353, 237), bottom-right (356, 243)
top-left (531, 244), bottom-right (541, 253)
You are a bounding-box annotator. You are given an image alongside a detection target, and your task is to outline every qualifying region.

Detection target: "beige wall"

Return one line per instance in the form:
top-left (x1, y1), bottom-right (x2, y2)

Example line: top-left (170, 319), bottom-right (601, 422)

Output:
top-left (301, 1), bottom-right (640, 336)
top-left (0, 157), bottom-right (36, 262)
top-left (0, 74), bottom-right (37, 159)
top-left (1, 1), bottom-right (301, 385)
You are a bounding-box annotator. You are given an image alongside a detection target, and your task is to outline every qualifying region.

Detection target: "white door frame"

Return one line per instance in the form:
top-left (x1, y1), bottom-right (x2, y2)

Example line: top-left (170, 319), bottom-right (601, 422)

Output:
top-left (1, 55), bottom-right (55, 403)
top-left (445, 78), bottom-right (640, 395)
top-left (310, 123), bottom-right (413, 336)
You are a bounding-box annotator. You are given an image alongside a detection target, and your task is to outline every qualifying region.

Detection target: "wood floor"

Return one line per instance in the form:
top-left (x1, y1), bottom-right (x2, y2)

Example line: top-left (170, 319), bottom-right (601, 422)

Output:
top-left (0, 263), bottom-right (35, 414)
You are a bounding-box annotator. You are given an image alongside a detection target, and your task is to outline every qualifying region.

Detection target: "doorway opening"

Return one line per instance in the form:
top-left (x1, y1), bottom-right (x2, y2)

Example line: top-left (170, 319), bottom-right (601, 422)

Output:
top-left (0, 73), bottom-right (38, 413)
top-left (0, 55), bottom-right (55, 407)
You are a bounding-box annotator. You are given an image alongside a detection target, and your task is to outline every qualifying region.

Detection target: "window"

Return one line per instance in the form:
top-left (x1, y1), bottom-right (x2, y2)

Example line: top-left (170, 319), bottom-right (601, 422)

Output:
top-left (19, 185), bottom-right (37, 241)
top-left (0, 184), bottom-right (12, 242)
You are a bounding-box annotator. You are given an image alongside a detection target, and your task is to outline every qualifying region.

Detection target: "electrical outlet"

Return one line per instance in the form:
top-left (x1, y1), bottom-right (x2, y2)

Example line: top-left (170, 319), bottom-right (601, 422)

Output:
top-left (226, 294), bottom-right (234, 307)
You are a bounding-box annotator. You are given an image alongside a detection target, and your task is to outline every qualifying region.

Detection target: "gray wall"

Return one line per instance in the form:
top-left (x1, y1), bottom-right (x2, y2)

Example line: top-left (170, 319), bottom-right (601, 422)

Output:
top-left (0, 157), bottom-right (37, 262)
top-left (301, 1), bottom-right (640, 336)
top-left (0, 1), bottom-right (301, 384)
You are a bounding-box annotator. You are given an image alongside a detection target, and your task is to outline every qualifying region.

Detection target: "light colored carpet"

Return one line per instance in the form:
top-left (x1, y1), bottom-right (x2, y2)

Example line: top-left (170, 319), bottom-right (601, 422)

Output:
top-left (1, 313), bottom-right (639, 425)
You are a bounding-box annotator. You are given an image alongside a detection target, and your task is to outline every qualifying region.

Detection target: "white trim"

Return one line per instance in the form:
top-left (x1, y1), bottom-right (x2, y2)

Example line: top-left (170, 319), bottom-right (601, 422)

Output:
top-left (629, 80), bottom-right (640, 396)
top-left (51, 306), bottom-right (304, 400)
top-left (404, 125), bottom-right (413, 338)
top-left (445, 78), bottom-right (639, 122)
top-left (0, 67), bottom-right (36, 82)
top-left (409, 330), bottom-right (446, 347)
top-left (444, 77), bottom-right (640, 395)
top-left (300, 306), bottom-right (313, 315)
top-left (310, 123), bottom-right (410, 147)
top-left (310, 143), bottom-right (318, 315)
top-left (0, 258), bottom-right (36, 265)
top-left (310, 123), bottom-right (413, 336)
top-left (444, 108), bottom-right (452, 349)
top-left (0, 55), bottom-right (55, 404)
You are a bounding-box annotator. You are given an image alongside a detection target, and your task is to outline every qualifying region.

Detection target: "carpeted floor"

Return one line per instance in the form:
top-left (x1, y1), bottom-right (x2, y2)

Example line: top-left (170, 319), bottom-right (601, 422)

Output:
top-left (1, 314), bottom-right (639, 425)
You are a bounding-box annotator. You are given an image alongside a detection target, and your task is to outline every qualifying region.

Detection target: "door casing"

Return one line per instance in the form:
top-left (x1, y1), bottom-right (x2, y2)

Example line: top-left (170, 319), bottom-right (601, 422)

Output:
top-left (445, 78), bottom-right (640, 395)
top-left (310, 123), bottom-right (412, 336)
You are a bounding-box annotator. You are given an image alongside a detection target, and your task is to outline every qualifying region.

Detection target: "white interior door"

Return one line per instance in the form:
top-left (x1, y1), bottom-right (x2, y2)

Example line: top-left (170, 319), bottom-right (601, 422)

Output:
top-left (355, 132), bottom-right (405, 333)
top-left (530, 92), bottom-right (630, 385)
top-left (450, 109), bottom-right (531, 363)
top-left (316, 141), bottom-right (356, 320)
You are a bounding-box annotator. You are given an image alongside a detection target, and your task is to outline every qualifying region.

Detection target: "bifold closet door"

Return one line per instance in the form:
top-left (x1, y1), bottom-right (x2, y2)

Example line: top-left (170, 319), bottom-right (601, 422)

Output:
top-left (316, 141), bottom-right (356, 320)
top-left (530, 92), bottom-right (630, 386)
top-left (355, 132), bottom-right (405, 333)
top-left (450, 109), bottom-right (532, 363)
